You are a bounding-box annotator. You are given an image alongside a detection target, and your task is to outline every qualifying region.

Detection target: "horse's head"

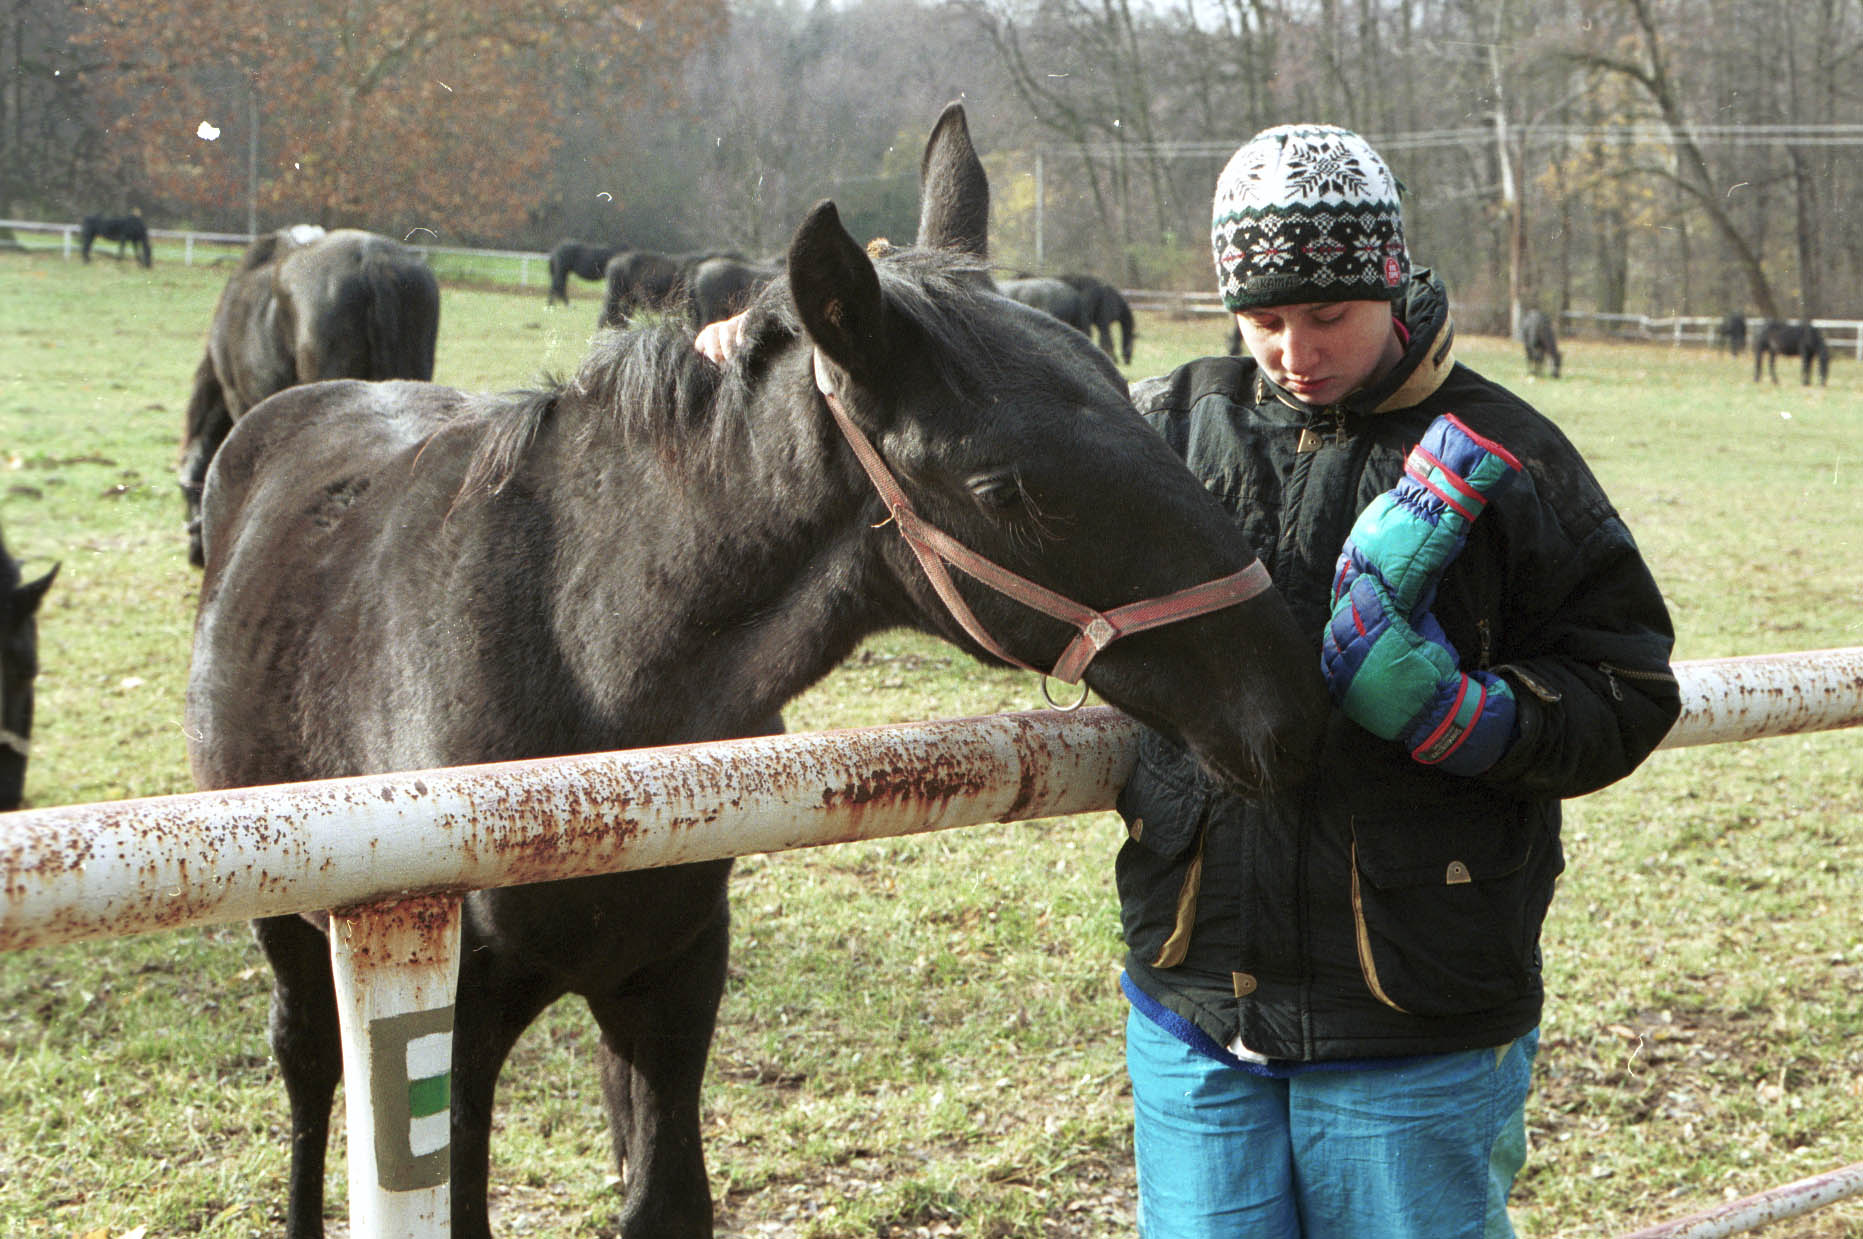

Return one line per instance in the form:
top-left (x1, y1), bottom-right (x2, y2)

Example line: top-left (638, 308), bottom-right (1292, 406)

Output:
top-left (780, 104), bottom-right (1326, 792)
top-left (1, 547), bottom-right (57, 812)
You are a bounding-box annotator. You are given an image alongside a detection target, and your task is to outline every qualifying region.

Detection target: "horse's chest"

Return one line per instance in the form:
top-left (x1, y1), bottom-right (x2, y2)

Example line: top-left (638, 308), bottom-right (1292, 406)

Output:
top-left (464, 863), bottom-right (733, 986)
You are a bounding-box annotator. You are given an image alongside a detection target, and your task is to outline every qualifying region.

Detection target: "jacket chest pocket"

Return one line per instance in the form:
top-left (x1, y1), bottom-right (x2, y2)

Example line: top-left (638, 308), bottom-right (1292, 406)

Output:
top-left (1349, 802), bottom-right (1562, 1018)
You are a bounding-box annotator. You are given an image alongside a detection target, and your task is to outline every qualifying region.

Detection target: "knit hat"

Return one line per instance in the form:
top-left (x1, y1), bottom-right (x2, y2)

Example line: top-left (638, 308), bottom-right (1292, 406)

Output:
top-left (1211, 124), bottom-right (1408, 312)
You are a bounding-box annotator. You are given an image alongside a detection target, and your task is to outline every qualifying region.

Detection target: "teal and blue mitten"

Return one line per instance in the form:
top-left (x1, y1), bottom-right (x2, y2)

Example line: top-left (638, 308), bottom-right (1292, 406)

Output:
top-left (1320, 414), bottom-right (1524, 776)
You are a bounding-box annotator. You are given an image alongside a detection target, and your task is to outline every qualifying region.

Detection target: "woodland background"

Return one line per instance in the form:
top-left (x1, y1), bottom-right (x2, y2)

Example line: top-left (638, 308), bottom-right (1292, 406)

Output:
top-left (6, 0), bottom-right (1863, 331)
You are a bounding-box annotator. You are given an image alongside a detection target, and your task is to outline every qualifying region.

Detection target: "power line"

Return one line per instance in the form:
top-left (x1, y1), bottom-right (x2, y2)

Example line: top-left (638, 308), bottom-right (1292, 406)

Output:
top-left (1040, 123), bottom-right (1863, 160)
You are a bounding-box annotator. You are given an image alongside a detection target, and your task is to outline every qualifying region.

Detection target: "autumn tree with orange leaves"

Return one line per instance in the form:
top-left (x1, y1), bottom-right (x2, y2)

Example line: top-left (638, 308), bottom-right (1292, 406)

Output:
top-left (74, 0), bottom-right (725, 241)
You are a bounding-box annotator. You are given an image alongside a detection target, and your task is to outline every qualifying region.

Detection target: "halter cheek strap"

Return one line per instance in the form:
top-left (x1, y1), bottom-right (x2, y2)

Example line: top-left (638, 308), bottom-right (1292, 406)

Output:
top-left (814, 350), bottom-right (1274, 686)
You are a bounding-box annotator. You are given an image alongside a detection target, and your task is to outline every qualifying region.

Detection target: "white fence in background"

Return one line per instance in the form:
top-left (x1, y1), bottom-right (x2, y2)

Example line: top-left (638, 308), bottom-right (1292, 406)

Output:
top-left (0, 649), bottom-right (1861, 1236)
top-left (0, 217), bottom-right (550, 287)
top-left (13, 219), bottom-right (1862, 359)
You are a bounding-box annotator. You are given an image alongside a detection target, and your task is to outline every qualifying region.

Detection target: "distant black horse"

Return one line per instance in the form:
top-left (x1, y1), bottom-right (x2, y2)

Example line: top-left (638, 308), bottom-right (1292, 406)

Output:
top-left (1754, 319), bottom-right (1829, 385)
top-left (1521, 309), bottom-right (1562, 378)
top-left (599, 249), bottom-right (691, 327)
top-left (1716, 311), bottom-right (1747, 356)
top-left (998, 276), bottom-right (1090, 334)
top-left (80, 214), bottom-right (152, 267)
top-left (1, 525), bottom-right (58, 812)
top-left (1060, 274), bottom-right (1136, 364)
top-left (688, 255), bottom-right (778, 327)
top-left (179, 226), bottom-right (440, 566)
top-left (546, 240), bottom-right (624, 305)
top-left (185, 102), bottom-right (1324, 1239)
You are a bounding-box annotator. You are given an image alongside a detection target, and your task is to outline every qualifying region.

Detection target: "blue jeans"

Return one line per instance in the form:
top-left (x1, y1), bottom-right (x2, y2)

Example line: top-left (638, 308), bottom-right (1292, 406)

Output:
top-left (1126, 1008), bottom-right (1536, 1239)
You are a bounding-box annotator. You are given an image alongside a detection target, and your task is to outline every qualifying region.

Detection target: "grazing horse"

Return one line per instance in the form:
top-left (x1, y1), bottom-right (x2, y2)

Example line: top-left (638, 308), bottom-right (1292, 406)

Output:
top-left (546, 240), bottom-right (624, 305)
top-left (1059, 274), bottom-right (1136, 364)
top-left (185, 102), bottom-right (1326, 1239)
top-left (1716, 311), bottom-right (1747, 356)
top-left (599, 249), bottom-right (691, 327)
top-left (688, 255), bottom-right (778, 327)
top-left (1, 526), bottom-right (58, 813)
top-left (998, 276), bottom-right (1090, 334)
top-left (179, 226), bottom-right (440, 566)
top-left (1521, 308), bottom-right (1562, 378)
top-left (1754, 319), bottom-right (1829, 385)
top-left (79, 213), bottom-right (152, 267)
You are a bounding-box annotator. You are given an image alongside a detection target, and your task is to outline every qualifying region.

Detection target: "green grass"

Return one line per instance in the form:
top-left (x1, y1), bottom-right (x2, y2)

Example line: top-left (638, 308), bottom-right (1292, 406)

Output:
top-left (2, 250), bottom-right (1861, 1237)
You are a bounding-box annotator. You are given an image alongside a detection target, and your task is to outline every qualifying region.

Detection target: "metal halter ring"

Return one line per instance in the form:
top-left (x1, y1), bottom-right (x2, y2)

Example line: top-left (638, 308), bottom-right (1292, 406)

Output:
top-left (1040, 676), bottom-right (1091, 712)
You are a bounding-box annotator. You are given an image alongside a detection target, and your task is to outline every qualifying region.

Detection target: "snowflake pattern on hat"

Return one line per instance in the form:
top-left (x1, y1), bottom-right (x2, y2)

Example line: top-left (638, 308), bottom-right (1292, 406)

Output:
top-left (1211, 124), bottom-right (1408, 312)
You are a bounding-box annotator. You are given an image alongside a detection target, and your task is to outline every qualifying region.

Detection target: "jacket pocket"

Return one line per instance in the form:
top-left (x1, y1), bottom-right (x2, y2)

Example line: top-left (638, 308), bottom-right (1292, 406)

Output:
top-left (1116, 729), bottom-right (1214, 860)
top-left (1349, 800), bottom-right (1561, 1018)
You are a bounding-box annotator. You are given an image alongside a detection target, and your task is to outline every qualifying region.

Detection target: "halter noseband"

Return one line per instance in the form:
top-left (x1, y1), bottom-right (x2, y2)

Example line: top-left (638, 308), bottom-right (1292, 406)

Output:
top-left (814, 350), bottom-right (1273, 687)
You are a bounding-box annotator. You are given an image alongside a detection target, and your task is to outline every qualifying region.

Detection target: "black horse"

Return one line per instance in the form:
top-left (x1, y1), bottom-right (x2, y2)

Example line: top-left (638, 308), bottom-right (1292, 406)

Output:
top-left (79, 213), bottom-right (152, 267)
top-left (546, 240), bottom-right (624, 305)
top-left (179, 226), bottom-right (440, 566)
top-left (1521, 309), bottom-right (1562, 378)
top-left (599, 249), bottom-right (691, 327)
top-left (1, 525), bottom-right (58, 813)
top-left (1059, 274), bottom-right (1136, 363)
top-left (185, 102), bottom-right (1325, 1239)
top-left (1754, 319), bottom-right (1829, 385)
top-left (688, 254), bottom-right (778, 327)
top-left (1716, 311), bottom-right (1747, 356)
top-left (998, 276), bottom-right (1090, 334)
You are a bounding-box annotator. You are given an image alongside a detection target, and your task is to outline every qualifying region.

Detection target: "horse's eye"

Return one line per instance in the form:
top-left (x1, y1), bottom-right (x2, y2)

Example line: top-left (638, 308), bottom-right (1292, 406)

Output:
top-left (967, 470), bottom-right (1022, 511)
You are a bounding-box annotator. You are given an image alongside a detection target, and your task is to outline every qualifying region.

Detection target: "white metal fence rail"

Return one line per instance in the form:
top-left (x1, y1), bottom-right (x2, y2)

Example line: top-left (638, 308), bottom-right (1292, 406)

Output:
top-left (2, 649), bottom-right (1860, 1235)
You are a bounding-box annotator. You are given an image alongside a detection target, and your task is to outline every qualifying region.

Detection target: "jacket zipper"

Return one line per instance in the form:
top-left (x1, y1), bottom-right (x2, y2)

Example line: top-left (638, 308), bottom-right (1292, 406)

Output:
top-left (1598, 661), bottom-right (1680, 702)
top-left (1348, 833), bottom-right (1412, 1014)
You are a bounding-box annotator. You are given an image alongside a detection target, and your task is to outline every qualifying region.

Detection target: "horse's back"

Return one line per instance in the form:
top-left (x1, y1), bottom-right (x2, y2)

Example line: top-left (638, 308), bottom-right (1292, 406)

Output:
top-left (190, 379), bottom-right (482, 785)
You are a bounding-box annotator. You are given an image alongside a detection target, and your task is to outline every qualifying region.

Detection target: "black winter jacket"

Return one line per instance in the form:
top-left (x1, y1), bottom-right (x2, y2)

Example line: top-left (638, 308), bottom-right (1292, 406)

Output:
top-left (1117, 271), bottom-right (1681, 1061)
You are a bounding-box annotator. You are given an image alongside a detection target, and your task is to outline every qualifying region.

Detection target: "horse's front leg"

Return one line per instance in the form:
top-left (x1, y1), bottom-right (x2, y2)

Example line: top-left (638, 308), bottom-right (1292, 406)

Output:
top-left (252, 914), bottom-right (344, 1239)
top-left (446, 936), bottom-right (563, 1239)
top-left (589, 898), bottom-right (731, 1239)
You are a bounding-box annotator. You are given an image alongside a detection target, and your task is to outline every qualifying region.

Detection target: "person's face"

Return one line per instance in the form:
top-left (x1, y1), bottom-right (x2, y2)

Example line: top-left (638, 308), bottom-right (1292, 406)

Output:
top-left (1233, 299), bottom-right (1402, 408)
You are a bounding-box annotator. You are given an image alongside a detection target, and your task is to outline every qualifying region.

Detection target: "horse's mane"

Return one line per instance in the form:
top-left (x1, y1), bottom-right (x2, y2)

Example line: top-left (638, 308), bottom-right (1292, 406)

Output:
top-left (460, 245), bottom-right (1009, 498)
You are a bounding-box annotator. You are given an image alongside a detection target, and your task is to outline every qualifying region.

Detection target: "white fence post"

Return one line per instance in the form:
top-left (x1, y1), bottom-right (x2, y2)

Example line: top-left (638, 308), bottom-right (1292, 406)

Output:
top-left (330, 895), bottom-right (463, 1238)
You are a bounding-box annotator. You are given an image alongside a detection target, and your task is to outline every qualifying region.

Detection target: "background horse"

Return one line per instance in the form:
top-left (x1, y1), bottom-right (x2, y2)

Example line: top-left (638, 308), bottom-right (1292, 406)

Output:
top-left (1753, 319), bottom-right (1830, 385)
top-left (185, 102), bottom-right (1324, 1239)
top-left (598, 249), bottom-right (691, 327)
top-left (1059, 273), bottom-right (1136, 363)
top-left (1, 525), bottom-right (58, 812)
top-left (179, 226), bottom-right (440, 566)
top-left (998, 275), bottom-right (1090, 334)
top-left (1716, 311), bottom-right (1747, 356)
top-left (1521, 308), bottom-right (1562, 377)
top-left (79, 213), bottom-right (152, 267)
top-left (546, 239), bottom-right (624, 305)
top-left (688, 255), bottom-right (778, 327)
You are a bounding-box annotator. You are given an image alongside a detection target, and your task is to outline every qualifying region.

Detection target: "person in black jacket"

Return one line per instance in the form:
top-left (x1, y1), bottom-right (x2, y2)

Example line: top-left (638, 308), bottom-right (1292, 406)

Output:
top-left (1117, 123), bottom-right (1680, 1237)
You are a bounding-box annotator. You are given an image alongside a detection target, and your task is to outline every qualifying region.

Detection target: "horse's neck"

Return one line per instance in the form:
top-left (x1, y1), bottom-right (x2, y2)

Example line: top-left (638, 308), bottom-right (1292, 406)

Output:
top-left (533, 361), bottom-right (895, 732)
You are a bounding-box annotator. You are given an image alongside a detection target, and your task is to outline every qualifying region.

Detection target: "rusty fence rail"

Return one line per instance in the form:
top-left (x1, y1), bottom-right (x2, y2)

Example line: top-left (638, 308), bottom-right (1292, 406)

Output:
top-left (2, 646), bottom-right (1861, 1235)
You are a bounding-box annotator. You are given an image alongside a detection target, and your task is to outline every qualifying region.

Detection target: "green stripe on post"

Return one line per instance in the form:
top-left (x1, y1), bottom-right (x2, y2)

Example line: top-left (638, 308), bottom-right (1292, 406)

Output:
top-left (408, 1071), bottom-right (450, 1119)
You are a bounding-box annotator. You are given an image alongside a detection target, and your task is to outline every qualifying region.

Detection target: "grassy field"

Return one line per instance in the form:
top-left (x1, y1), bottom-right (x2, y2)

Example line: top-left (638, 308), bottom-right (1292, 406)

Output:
top-left (1, 249), bottom-right (1860, 1239)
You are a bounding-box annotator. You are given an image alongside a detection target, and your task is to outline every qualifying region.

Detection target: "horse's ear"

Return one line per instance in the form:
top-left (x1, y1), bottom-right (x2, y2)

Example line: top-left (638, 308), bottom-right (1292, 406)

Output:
top-left (15, 563), bottom-right (57, 614)
top-left (788, 199), bottom-right (888, 387)
top-left (916, 102), bottom-right (989, 259)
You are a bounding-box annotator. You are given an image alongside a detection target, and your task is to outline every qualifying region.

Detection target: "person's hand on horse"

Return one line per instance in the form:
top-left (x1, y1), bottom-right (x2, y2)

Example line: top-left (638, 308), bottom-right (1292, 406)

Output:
top-left (695, 310), bottom-right (750, 366)
top-left (1320, 414), bottom-right (1525, 776)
